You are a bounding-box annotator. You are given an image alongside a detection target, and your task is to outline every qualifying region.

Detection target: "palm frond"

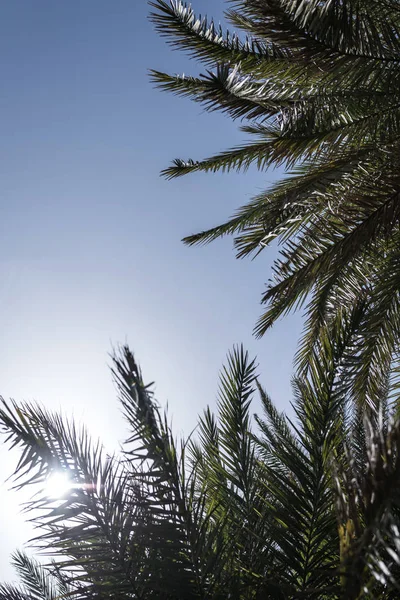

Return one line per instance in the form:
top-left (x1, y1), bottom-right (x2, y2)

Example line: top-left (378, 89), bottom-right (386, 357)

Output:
top-left (152, 0), bottom-right (400, 400)
top-left (0, 585), bottom-right (30, 600)
top-left (11, 552), bottom-right (57, 600)
top-left (2, 340), bottom-right (400, 597)
top-left (149, 1), bottom-right (290, 76)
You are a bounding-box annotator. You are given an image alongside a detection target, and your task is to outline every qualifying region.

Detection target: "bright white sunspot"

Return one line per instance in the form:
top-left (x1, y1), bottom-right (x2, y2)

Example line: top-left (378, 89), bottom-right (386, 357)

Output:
top-left (45, 471), bottom-right (73, 499)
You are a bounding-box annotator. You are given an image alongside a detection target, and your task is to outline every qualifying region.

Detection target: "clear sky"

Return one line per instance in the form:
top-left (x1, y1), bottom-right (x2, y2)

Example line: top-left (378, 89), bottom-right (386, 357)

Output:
top-left (0, 0), bottom-right (303, 578)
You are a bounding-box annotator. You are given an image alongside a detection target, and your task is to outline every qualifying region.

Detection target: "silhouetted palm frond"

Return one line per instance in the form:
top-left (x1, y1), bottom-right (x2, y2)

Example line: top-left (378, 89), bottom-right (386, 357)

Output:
top-left (151, 0), bottom-right (400, 404)
top-left (0, 552), bottom-right (77, 600)
top-left (1, 340), bottom-right (400, 597)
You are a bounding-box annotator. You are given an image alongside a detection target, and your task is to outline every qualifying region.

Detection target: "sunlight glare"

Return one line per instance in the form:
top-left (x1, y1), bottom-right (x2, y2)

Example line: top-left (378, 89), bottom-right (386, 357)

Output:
top-left (45, 472), bottom-right (73, 499)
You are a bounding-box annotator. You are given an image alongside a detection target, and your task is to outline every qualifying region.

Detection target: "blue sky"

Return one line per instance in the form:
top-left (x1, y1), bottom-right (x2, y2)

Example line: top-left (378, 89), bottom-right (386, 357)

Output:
top-left (0, 0), bottom-right (303, 577)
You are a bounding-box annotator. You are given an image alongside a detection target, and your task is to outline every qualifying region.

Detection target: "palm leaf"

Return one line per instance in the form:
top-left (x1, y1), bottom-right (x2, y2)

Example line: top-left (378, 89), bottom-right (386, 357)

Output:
top-left (151, 0), bottom-right (400, 400)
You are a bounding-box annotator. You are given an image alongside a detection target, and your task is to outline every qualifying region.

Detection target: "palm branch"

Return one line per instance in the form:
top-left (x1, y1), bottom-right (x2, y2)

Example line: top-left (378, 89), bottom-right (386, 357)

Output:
top-left (1, 339), bottom-right (400, 597)
top-left (150, 0), bottom-right (400, 406)
top-left (0, 551), bottom-right (75, 600)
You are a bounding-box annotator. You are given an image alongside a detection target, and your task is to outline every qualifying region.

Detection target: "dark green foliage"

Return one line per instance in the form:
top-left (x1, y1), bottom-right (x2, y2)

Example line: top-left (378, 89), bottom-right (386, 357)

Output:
top-left (1, 342), bottom-right (400, 598)
top-left (150, 0), bottom-right (400, 407)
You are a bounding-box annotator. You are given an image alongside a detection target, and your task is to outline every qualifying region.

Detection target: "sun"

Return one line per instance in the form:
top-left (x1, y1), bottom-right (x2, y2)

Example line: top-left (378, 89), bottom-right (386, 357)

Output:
top-left (45, 472), bottom-right (73, 499)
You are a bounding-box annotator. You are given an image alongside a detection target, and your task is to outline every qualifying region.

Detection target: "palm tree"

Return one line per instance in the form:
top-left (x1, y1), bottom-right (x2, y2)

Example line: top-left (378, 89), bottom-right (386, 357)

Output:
top-left (0, 336), bottom-right (400, 598)
top-left (150, 0), bottom-right (400, 408)
top-left (0, 551), bottom-right (74, 600)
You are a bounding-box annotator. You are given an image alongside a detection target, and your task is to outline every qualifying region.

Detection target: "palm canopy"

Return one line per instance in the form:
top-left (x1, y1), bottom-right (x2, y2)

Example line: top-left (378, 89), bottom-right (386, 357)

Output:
top-left (1, 338), bottom-right (400, 599)
top-left (150, 0), bottom-right (400, 408)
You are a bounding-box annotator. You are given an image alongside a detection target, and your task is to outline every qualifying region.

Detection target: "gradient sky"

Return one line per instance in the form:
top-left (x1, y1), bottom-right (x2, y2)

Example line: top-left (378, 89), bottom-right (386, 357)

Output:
top-left (0, 0), bottom-right (303, 579)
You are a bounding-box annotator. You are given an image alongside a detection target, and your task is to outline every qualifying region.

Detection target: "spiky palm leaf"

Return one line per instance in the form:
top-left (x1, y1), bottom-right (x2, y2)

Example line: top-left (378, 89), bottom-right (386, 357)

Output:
top-left (150, 0), bottom-right (400, 406)
top-left (0, 551), bottom-right (75, 600)
top-left (0, 347), bottom-right (263, 600)
top-left (1, 340), bottom-right (400, 598)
